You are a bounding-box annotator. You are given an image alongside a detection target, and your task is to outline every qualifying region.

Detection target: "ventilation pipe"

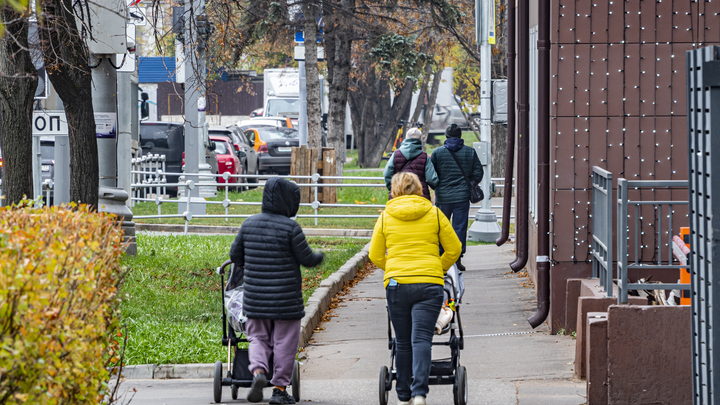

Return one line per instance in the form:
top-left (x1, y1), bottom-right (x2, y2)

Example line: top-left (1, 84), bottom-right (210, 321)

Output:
top-left (510, 0), bottom-right (529, 272)
top-left (496, 0), bottom-right (516, 247)
top-left (528, 0), bottom-right (550, 328)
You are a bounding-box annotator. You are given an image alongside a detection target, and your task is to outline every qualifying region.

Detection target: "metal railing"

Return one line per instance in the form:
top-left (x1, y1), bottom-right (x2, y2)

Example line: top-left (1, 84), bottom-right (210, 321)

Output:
top-left (130, 167), bottom-right (515, 233)
top-left (616, 178), bottom-right (690, 303)
top-left (591, 167), bottom-right (614, 296)
top-left (131, 154), bottom-right (167, 207)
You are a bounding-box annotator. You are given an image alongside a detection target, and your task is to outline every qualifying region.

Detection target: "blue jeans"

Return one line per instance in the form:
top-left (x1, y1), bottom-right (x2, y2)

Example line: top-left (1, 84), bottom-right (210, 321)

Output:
top-left (437, 201), bottom-right (470, 256)
top-left (386, 282), bottom-right (444, 401)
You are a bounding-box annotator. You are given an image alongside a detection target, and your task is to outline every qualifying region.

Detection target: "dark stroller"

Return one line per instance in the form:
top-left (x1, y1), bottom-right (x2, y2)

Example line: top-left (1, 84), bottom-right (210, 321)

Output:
top-left (213, 259), bottom-right (301, 403)
top-left (378, 265), bottom-right (467, 405)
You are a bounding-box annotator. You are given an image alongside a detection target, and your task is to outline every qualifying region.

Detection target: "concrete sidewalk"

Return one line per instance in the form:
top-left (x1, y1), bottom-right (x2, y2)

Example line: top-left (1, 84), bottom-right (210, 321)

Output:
top-left (121, 244), bottom-right (584, 404)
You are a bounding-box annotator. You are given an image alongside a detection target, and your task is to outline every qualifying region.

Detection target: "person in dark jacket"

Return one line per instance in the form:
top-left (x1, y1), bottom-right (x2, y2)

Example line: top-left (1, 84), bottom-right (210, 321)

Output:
top-left (384, 127), bottom-right (438, 200)
top-left (429, 123), bottom-right (484, 271)
top-left (229, 177), bottom-right (324, 404)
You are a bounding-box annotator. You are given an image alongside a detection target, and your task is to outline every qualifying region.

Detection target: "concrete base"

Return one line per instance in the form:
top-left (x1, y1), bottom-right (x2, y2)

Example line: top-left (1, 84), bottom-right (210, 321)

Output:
top-left (574, 296), bottom-right (645, 379)
top-left (197, 164), bottom-right (217, 198)
top-left (607, 305), bottom-right (692, 404)
top-left (176, 196), bottom-right (207, 216)
top-left (586, 312), bottom-right (608, 405)
top-left (98, 186), bottom-right (136, 256)
top-left (467, 208), bottom-right (502, 242)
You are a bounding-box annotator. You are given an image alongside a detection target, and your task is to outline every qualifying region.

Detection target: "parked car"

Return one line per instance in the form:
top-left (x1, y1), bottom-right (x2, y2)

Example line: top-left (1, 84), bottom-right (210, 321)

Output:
top-left (140, 121), bottom-right (218, 196)
top-left (209, 135), bottom-right (244, 191)
top-left (237, 117), bottom-right (294, 129)
top-left (209, 126), bottom-right (260, 187)
top-left (249, 108), bottom-right (264, 118)
top-left (243, 127), bottom-right (299, 175)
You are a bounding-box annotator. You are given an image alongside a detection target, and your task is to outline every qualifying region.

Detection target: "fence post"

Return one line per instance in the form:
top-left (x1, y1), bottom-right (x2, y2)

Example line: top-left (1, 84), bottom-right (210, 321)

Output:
top-left (617, 178), bottom-right (628, 304)
top-left (605, 171), bottom-right (613, 297)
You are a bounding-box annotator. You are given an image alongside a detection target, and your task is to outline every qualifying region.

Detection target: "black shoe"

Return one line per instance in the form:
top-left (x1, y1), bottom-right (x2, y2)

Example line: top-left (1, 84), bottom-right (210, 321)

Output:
top-left (246, 372), bottom-right (267, 403)
top-left (456, 259), bottom-right (466, 272)
top-left (269, 388), bottom-right (296, 404)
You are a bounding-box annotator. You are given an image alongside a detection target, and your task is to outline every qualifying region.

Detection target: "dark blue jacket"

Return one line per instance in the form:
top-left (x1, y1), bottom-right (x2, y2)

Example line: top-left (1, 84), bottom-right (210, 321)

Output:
top-left (430, 138), bottom-right (484, 204)
top-left (229, 177), bottom-right (323, 320)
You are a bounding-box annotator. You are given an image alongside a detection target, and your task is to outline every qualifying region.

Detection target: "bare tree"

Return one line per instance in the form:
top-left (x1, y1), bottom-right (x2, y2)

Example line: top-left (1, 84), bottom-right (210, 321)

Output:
top-left (0, 7), bottom-right (38, 205)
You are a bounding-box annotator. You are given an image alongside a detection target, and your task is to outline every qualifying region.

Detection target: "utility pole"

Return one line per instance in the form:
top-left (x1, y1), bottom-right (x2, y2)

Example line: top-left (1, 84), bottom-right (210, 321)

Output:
top-left (468, 0), bottom-right (502, 242)
top-left (299, 57), bottom-right (308, 146)
top-left (179, 0), bottom-right (213, 214)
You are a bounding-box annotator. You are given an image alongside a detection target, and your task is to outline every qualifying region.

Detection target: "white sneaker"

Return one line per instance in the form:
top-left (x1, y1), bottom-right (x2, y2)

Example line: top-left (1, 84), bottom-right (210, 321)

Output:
top-left (411, 396), bottom-right (426, 405)
top-left (398, 402), bottom-right (410, 405)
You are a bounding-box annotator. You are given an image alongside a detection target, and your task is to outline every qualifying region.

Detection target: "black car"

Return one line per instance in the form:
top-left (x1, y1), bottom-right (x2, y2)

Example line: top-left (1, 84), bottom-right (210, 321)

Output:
top-left (140, 121), bottom-right (218, 196)
top-left (244, 127), bottom-right (299, 175)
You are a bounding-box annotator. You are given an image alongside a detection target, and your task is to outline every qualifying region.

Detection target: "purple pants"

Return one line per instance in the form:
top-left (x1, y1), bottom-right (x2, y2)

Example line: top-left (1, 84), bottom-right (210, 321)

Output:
top-left (246, 318), bottom-right (301, 387)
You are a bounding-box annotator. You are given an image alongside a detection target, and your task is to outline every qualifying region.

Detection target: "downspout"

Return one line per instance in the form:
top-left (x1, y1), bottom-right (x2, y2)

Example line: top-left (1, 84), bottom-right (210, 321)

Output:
top-left (528, 0), bottom-right (550, 328)
top-left (510, 0), bottom-right (529, 272)
top-left (496, 0), bottom-right (516, 246)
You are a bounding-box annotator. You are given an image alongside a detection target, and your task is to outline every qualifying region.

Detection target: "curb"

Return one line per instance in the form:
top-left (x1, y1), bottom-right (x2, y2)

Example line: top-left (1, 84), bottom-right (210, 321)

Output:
top-left (113, 242), bottom-right (371, 380)
top-left (136, 223), bottom-right (373, 238)
top-left (299, 242), bottom-right (371, 348)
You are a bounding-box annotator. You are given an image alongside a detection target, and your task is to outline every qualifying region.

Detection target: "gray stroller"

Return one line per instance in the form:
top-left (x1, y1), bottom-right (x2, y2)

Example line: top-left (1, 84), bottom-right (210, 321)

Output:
top-left (212, 259), bottom-right (300, 403)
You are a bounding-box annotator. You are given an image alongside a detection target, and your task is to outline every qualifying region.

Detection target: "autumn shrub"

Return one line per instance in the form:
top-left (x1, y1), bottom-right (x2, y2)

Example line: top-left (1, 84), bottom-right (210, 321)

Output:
top-left (0, 203), bottom-right (126, 404)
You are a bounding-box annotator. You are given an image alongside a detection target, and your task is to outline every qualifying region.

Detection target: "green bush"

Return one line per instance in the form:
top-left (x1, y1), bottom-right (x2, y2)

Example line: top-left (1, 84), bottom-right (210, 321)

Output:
top-left (0, 203), bottom-right (125, 404)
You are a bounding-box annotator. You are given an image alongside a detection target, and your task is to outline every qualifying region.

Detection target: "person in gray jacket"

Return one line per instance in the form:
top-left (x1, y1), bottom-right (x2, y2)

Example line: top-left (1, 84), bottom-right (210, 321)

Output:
top-left (430, 124), bottom-right (483, 271)
top-left (383, 128), bottom-right (438, 200)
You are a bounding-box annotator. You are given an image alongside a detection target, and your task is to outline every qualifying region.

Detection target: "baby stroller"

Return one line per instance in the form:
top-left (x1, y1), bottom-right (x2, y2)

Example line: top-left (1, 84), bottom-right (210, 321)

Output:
top-left (378, 265), bottom-right (467, 405)
top-left (213, 259), bottom-right (301, 403)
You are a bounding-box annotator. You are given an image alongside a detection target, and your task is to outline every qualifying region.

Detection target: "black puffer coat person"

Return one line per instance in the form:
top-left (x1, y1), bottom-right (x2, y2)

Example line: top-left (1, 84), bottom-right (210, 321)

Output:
top-left (229, 177), bottom-right (324, 320)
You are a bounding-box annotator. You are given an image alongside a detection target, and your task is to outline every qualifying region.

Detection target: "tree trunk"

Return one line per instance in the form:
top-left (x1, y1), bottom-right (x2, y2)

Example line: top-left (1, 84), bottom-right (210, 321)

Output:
top-left (421, 68), bottom-right (442, 148)
top-left (0, 8), bottom-right (38, 205)
top-left (326, 27), bottom-right (351, 175)
top-left (303, 0), bottom-right (322, 149)
top-left (410, 62), bottom-right (432, 125)
top-left (355, 74), bottom-right (416, 169)
top-left (40, 0), bottom-right (98, 208)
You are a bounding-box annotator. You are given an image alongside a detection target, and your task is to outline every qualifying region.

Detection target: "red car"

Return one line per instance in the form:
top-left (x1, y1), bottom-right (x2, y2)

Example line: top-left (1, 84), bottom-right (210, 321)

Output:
top-left (210, 135), bottom-right (244, 191)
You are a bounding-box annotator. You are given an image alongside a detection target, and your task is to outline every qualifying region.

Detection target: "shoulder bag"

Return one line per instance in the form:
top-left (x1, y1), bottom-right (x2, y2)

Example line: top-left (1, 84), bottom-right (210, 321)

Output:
top-left (447, 149), bottom-right (484, 203)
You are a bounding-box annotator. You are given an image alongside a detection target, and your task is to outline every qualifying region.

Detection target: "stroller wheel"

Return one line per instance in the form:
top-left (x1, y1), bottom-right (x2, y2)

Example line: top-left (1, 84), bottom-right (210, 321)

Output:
top-left (213, 361), bottom-right (223, 403)
top-left (453, 365), bottom-right (467, 405)
top-left (291, 360), bottom-right (301, 402)
top-left (378, 366), bottom-right (390, 405)
top-left (231, 384), bottom-right (238, 400)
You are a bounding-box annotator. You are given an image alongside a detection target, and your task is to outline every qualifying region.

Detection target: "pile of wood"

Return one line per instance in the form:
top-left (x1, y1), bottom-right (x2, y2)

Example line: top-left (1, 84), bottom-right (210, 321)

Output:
top-left (290, 146), bottom-right (337, 204)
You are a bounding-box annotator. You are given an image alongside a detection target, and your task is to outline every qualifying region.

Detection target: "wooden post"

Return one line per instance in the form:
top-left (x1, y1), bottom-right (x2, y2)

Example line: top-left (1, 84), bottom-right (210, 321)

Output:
top-left (291, 146), bottom-right (319, 204)
top-left (322, 148), bottom-right (337, 204)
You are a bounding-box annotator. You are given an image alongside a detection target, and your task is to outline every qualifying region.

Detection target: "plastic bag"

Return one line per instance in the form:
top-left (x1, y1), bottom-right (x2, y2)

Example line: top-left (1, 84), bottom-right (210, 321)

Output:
top-left (225, 287), bottom-right (247, 333)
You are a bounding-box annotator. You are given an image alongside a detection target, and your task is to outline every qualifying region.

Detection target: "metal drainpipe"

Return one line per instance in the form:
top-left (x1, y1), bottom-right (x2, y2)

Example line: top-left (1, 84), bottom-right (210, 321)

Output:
top-left (510, 0), bottom-right (529, 272)
top-left (528, 0), bottom-right (550, 328)
top-left (496, 0), bottom-right (516, 247)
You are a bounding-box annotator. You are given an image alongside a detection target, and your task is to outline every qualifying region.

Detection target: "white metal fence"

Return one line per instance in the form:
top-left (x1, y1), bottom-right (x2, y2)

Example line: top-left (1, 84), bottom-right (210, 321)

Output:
top-left (128, 155), bottom-right (515, 234)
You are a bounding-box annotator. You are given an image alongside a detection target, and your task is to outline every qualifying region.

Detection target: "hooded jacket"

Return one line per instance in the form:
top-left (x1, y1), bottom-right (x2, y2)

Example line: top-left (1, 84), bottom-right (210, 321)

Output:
top-left (369, 194), bottom-right (462, 288)
top-left (430, 137), bottom-right (484, 204)
top-left (384, 139), bottom-right (439, 199)
top-left (229, 177), bottom-right (324, 320)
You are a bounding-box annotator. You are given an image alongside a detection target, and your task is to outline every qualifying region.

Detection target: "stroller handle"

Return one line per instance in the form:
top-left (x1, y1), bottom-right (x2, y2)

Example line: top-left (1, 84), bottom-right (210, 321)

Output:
top-left (217, 259), bottom-right (233, 276)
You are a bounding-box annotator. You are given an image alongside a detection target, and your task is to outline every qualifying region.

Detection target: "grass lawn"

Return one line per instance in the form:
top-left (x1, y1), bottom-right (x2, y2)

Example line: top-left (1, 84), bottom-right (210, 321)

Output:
top-left (119, 233), bottom-right (367, 365)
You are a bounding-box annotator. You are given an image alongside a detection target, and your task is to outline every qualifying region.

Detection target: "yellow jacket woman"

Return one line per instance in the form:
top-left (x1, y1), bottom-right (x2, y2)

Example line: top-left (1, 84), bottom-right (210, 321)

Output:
top-left (369, 180), bottom-right (462, 288)
top-left (368, 172), bottom-right (461, 405)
